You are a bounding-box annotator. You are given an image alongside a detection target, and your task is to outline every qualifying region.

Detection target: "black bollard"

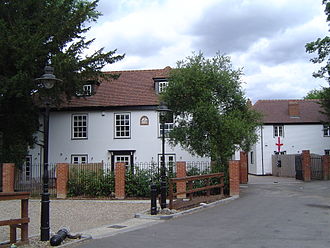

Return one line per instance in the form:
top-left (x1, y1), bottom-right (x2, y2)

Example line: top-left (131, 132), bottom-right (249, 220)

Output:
top-left (50, 228), bottom-right (69, 246)
top-left (151, 183), bottom-right (158, 215)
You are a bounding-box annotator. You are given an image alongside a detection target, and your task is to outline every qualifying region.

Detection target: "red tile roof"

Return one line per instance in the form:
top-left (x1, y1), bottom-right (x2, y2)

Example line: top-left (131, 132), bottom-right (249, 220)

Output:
top-left (61, 67), bottom-right (171, 109)
top-left (253, 99), bottom-right (328, 124)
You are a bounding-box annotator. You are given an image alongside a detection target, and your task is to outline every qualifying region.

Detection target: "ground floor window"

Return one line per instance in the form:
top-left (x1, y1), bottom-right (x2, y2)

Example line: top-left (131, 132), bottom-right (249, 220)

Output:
top-left (24, 156), bottom-right (32, 182)
top-left (158, 154), bottom-right (176, 173)
top-left (109, 150), bottom-right (135, 172)
top-left (325, 150), bottom-right (330, 155)
top-left (71, 154), bottom-right (88, 164)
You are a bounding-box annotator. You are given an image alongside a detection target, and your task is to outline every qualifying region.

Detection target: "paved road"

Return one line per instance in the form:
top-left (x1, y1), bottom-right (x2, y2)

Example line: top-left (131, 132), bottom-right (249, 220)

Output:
top-left (76, 177), bottom-right (330, 248)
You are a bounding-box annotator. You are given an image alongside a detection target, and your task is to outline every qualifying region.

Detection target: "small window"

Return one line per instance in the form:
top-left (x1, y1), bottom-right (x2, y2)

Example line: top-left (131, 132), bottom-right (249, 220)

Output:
top-left (323, 125), bottom-right (330, 137)
top-left (25, 156), bottom-right (32, 182)
top-left (115, 113), bottom-right (131, 138)
top-left (250, 151), bottom-right (254, 164)
top-left (71, 155), bottom-right (88, 164)
top-left (158, 81), bottom-right (168, 93)
top-left (76, 84), bottom-right (92, 96)
top-left (72, 114), bottom-right (88, 139)
top-left (325, 150), bottom-right (330, 155)
top-left (159, 113), bottom-right (174, 137)
top-left (115, 155), bottom-right (130, 170)
top-left (273, 125), bottom-right (284, 137)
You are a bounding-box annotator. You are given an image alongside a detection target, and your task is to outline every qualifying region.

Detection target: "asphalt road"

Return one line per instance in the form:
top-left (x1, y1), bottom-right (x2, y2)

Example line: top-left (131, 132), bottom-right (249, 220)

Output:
top-left (76, 177), bottom-right (330, 248)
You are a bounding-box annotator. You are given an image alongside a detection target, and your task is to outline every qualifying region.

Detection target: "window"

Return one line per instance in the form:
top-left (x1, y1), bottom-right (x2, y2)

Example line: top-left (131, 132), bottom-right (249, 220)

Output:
top-left (158, 154), bottom-right (176, 173)
top-left (71, 155), bottom-right (88, 164)
top-left (24, 156), bottom-right (32, 182)
top-left (273, 125), bottom-right (284, 137)
top-left (159, 113), bottom-right (174, 137)
top-left (250, 151), bottom-right (254, 164)
top-left (115, 155), bottom-right (130, 170)
top-left (72, 114), bottom-right (88, 139)
top-left (325, 150), bottom-right (330, 155)
top-left (115, 113), bottom-right (130, 138)
top-left (158, 81), bottom-right (168, 93)
top-left (77, 84), bottom-right (92, 96)
top-left (323, 125), bottom-right (330, 137)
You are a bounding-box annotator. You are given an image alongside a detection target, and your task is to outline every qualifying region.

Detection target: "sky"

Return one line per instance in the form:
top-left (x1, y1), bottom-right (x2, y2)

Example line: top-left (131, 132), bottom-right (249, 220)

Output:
top-left (85, 0), bottom-right (329, 102)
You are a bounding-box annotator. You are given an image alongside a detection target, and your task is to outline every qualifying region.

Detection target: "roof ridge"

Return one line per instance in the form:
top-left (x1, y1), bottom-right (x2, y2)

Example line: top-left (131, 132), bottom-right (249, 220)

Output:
top-left (103, 66), bottom-right (171, 74)
top-left (255, 99), bottom-right (319, 103)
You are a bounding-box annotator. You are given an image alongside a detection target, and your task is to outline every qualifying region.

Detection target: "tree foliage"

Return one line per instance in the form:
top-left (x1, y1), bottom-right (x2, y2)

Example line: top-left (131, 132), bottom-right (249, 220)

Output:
top-left (304, 88), bottom-right (325, 99)
top-left (0, 0), bottom-right (124, 164)
top-left (161, 52), bottom-right (261, 165)
top-left (305, 0), bottom-right (330, 121)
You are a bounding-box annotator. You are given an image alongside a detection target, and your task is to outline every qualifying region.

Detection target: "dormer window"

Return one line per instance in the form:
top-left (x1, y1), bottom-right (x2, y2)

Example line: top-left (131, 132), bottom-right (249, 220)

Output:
top-left (76, 84), bottom-right (92, 96)
top-left (154, 79), bottom-right (169, 94)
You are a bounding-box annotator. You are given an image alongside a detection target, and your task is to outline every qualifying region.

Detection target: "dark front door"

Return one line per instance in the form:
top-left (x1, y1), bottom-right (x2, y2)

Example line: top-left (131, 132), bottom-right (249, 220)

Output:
top-left (295, 155), bottom-right (303, 180)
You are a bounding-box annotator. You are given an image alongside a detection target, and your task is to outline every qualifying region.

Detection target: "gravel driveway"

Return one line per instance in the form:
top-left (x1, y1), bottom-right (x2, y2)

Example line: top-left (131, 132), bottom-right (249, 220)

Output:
top-left (0, 199), bottom-right (149, 243)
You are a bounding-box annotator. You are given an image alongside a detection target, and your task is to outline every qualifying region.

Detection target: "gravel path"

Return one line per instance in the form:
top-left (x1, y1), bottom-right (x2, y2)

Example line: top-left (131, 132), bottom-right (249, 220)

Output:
top-left (0, 199), bottom-right (149, 243)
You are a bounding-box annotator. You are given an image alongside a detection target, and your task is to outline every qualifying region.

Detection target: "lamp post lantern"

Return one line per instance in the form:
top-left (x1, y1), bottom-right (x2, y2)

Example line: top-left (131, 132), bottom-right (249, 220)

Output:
top-left (156, 102), bottom-right (171, 209)
top-left (35, 65), bottom-right (62, 241)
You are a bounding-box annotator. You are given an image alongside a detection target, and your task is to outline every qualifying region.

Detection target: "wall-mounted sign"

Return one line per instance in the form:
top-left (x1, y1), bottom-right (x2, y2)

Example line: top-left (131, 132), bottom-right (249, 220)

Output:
top-left (140, 116), bottom-right (149, 125)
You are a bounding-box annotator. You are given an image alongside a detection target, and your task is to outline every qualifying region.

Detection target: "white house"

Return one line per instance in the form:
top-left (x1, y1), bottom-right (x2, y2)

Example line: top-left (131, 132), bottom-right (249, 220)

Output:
top-left (248, 99), bottom-right (330, 175)
top-left (28, 67), bottom-right (209, 171)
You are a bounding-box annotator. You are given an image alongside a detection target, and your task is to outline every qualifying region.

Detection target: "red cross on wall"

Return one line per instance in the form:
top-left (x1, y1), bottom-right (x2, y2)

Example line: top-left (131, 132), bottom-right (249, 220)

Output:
top-left (276, 136), bottom-right (283, 152)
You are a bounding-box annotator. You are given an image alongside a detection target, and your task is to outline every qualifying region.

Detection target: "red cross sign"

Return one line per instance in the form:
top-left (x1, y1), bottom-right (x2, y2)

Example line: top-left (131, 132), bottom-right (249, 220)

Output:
top-left (275, 136), bottom-right (283, 152)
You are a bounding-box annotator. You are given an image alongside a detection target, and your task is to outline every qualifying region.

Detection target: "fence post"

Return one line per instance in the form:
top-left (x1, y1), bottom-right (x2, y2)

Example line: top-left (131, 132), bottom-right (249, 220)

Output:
top-left (115, 162), bottom-right (126, 199)
top-left (302, 150), bottom-right (311, 182)
top-left (322, 155), bottom-right (330, 180)
top-left (2, 163), bottom-right (15, 192)
top-left (239, 152), bottom-right (248, 184)
top-left (229, 160), bottom-right (240, 196)
top-left (56, 163), bottom-right (69, 199)
top-left (176, 161), bottom-right (186, 198)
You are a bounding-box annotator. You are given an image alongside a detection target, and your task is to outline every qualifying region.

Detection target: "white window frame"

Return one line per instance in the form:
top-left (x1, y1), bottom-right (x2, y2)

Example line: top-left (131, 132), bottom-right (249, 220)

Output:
top-left (323, 125), bottom-right (330, 137)
top-left (325, 150), bottom-right (330, 155)
top-left (76, 84), bottom-right (92, 96)
top-left (71, 154), bottom-right (88, 164)
top-left (24, 156), bottom-right (32, 182)
top-left (114, 113), bottom-right (131, 138)
top-left (158, 81), bottom-right (169, 93)
top-left (72, 114), bottom-right (88, 139)
top-left (250, 151), bottom-right (254, 164)
top-left (159, 113), bottom-right (174, 138)
top-left (114, 155), bottom-right (131, 170)
top-left (273, 125), bottom-right (284, 137)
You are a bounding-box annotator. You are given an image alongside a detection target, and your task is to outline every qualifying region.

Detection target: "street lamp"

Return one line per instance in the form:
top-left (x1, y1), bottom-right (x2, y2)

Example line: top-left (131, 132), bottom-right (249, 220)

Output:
top-left (35, 65), bottom-right (62, 241)
top-left (157, 102), bottom-right (171, 209)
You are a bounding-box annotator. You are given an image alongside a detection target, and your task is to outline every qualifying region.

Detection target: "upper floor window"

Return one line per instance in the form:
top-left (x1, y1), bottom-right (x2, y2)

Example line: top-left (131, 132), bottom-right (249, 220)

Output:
top-left (71, 154), bottom-right (88, 164)
top-left (115, 113), bottom-right (130, 138)
top-left (76, 84), bottom-right (92, 96)
top-left (72, 114), bottom-right (88, 139)
top-left (325, 150), bottom-right (330, 155)
top-left (159, 113), bottom-right (174, 137)
top-left (155, 79), bottom-right (169, 94)
top-left (273, 125), bottom-right (284, 137)
top-left (323, 125), bottom-right (330, 137)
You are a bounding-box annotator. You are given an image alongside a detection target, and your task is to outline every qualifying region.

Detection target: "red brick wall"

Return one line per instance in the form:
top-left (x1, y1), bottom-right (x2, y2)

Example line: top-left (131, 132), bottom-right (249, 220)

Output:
top-left (176, 161), bottom-right (187, 198)
top-left (56, 163), bottom-right (69, 198)
top-left (322, 155), bottom-right (330, 180)
top-left (302, 150), bottom-right (311, 182)
top-left (2, 163), bottom-right (15, 192)
top-left (115, 162), bottom-right (126, 199)
top-left (239, 152), bottom-right (248, 184)
top-left (229, 160), bottom-right (240, 196)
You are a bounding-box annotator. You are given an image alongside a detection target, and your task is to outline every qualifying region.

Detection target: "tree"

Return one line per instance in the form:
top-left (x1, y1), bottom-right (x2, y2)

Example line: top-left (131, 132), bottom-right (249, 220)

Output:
top-left (0, 0), bottom-right (124, 164)
top-left (161, 52), bottom-right (261, 166)
top-left (305, 0), bottom-right (330, 120)
top-left (304, 88), bottom-right (325, 99)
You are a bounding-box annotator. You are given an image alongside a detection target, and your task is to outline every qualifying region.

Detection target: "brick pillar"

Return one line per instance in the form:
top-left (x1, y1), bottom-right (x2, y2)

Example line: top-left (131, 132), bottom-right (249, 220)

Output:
top-left (176, 162), bottom-right (187, 198)
top-left (229, 160), bottom-right (240, 196)
top-left (115, 162), bottom-right (126, 199)
top-left (2, 163), bottom-right (15, 192)
top-left (239, 152), bottom-right (248, 184)
top-left (322, 155), bottom-right (330, 180)
top-left (302, 150), bottom-right (311, 182)
top-left (56, 163), bottom-right (69, 199)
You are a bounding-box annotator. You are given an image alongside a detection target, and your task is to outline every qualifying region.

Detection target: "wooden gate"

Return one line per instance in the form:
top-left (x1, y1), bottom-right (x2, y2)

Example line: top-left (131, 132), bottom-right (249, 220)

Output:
top-left (295, 155), bottom-right (303, 180)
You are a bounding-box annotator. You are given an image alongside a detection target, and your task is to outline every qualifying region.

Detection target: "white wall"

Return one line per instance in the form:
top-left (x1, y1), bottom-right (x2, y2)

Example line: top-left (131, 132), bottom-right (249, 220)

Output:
top-left (249, 124), bottom-right (330, 175)
top-left (29, 109), bottom-right (209, 165)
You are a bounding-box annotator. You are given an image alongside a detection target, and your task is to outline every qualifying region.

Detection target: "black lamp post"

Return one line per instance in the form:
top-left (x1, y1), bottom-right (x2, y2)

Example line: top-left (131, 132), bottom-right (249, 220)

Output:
top-left (157, 102), bottom-right (171, 209)
top-left (35, 66), bottom-right (62, 241)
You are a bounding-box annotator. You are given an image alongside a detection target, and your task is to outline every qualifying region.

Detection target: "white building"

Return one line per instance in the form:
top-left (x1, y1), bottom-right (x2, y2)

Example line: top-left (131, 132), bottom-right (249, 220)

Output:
top-left (28, 67), bottom-right (209, 170)
top-left (248, 99), bottom-right (330, 175)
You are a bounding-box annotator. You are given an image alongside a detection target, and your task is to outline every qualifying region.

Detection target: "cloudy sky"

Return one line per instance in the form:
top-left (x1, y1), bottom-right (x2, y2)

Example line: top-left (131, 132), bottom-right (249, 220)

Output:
top-left (85, 0), bottom-right (329, 102)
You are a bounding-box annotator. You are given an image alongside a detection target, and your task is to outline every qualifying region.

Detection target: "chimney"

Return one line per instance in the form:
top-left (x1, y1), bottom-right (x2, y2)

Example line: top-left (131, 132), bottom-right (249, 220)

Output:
top-left (288, 101), bottom-right (300, 118)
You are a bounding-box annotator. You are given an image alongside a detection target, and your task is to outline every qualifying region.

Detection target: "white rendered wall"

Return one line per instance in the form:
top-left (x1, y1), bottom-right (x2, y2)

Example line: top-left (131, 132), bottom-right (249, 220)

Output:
top-left (250, 124), bottom-right (330, 175)
top-left (29, 109), bottom-right (209, 165)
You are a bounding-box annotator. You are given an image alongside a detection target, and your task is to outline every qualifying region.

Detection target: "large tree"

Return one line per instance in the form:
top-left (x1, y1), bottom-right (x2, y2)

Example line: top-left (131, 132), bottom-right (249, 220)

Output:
top-left (161, 52), bottom-right (261, 166)
top-left (0, 0), bottom-right (124, 164)
top-left (305, 0), bottom-right (330, 120)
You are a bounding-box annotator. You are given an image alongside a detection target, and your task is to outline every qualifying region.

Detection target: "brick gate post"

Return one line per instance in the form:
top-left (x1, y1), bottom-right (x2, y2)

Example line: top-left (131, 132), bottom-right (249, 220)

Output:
top-left (176, 162), bottom-right (187, 198)
top-left (56, 163), bottom-right (69, 198)
top-left (322, 155), bottom-right (330, 180)
top-left (229, 160), bottom-right (240, 196)
top-left (239, 151), bottom-right (248, 184)
top-left (115, 162), bottom-right (126, 199)
top-left (302, 150), bottom-right (311, 182)
top-left (2, 163), bottom-right (15, 192)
